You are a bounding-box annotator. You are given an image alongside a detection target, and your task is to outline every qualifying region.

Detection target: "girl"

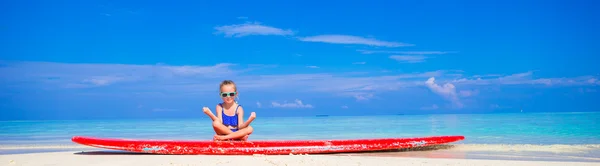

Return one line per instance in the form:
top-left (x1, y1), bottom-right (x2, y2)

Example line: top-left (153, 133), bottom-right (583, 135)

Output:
top-left (203, 80), bottom-right (256, 141)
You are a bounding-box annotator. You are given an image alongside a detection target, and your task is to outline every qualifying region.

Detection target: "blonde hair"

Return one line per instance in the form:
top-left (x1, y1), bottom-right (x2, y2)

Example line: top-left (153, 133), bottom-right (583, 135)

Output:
top-left (220, 80), bottom-right (239, 103)
top-left (219, 80), bottom-right (237, 92)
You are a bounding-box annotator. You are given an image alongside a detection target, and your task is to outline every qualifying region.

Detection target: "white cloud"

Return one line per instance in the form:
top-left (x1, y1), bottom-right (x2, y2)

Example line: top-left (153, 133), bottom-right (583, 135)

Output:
top-left (152, 108), bottom-right (178, 112)
top-left (82, 76), bottom-right (125, 86)
top-left (578, 88), bottom-right (597, 93)
top-left (165, 63), bottom-right (235, 75)
top-left (341, 105), bottom-right (349, 109)
top-left (587, 78), bottom-right (599, 85)
top-left (256, 102), bottom-right (262, 108)
top-left (389, 55), bottom-right (428, 63)
top-left (1, 60), bottom-right (598, 104)
top-left (353, 93), bottom-right (374, 101)
top-left (490, 104), bottom-right (500, 109)
top-left (459, 90), bottom-right (479, 97)
top-left (489, 104), bottom-right (514, 110)
top-left (362, 50), bottom-right (453, 63)
top-left (306, 66), bottom-right (319, 69)
top-left (397, 70), bottom-right (457, 79)
top-left (298, 35), bottom-right (413, 47)
top-left (352, 62), bottom-right (366, 65)
top-left (271, 99), bottom-right (313, 108)
top-left (358, 50), bottom-right (452, 55)
top-left (471, 74), bottom-right (505, 78)
top-left (452, 71), bottom-right (599, 86)
top-left (0, 61), bottom-right (239, 89)
top-left (425, 77), bottom-right (463, 108)
top-left (420, 104), bottom-right (439, 110)
top-left (214, 22), bottom-right (294, 37)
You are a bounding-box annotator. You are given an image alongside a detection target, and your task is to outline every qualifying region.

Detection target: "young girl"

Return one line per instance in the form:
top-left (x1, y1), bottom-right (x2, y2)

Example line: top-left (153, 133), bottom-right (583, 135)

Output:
top-left (203, 80), bottom-right (256, 141)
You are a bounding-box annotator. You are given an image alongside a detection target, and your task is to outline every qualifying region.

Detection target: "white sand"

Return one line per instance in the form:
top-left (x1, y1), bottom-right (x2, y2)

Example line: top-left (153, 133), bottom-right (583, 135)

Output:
top-left (1, 151), bottom-right (599, 166)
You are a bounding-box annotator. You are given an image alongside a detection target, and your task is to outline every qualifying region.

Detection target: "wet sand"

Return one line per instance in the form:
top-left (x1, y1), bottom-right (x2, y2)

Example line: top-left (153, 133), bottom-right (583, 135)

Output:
top-left (1, 150), bottom-right (599, 166)
top-left (1, 144), bottom-right (600, 166)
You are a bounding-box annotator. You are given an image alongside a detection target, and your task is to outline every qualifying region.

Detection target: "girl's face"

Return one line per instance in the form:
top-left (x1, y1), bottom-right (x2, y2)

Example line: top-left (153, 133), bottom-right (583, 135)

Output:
top-left (220, 85), bottom-right (237, 104)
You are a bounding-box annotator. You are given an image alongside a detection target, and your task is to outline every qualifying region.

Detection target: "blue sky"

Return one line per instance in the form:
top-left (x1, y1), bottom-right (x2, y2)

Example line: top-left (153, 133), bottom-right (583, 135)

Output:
top-left (1, 0), bottom-right (599, 120)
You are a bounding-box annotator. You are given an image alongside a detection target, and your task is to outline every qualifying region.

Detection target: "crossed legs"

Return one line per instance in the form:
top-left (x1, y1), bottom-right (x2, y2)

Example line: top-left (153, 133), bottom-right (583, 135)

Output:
top-left (212, 120), bottom-right (253, 141)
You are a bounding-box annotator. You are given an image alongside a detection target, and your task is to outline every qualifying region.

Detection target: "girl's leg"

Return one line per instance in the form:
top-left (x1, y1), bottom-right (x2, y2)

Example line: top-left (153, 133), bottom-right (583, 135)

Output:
top-left (212, 120), bottom-right (233, 135)
top-left (214, 126), bottom-right (254, 141)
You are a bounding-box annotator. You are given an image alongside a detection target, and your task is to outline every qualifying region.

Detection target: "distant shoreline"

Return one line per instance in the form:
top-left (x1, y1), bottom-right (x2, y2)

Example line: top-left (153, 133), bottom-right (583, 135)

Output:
top-left (2, 111), bottom-right (599, 121)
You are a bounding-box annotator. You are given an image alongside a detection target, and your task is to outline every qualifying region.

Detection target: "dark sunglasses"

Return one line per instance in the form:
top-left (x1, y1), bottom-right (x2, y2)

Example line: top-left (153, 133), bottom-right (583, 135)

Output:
top-left (220, 92), bottom-right (237, 98)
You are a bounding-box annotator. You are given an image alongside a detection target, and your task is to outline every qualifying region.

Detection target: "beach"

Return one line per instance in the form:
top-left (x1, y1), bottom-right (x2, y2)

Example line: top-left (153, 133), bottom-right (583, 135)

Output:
top-left (1, 150), bottom-right (599, 166)
top-left (1, 112), bottom-right (599, 165)
top-left (2, 0), bottom-right (598, 164)
top-left (1, 143), bottom-right (600, 166)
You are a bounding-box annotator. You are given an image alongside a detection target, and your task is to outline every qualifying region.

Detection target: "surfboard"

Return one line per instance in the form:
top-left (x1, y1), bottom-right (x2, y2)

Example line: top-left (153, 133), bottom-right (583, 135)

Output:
top-left (71, 135), bottom-right (465, 155)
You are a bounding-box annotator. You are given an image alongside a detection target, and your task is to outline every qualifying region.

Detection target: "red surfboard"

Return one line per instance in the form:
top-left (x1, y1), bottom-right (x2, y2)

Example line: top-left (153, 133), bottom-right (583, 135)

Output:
top-left (72, 135), bottom-right (465, 155)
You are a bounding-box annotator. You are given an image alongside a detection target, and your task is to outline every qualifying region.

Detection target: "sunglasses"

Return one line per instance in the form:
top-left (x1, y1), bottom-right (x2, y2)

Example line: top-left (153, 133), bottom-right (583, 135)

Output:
top-left (220, 92), bottom-right (237, 98)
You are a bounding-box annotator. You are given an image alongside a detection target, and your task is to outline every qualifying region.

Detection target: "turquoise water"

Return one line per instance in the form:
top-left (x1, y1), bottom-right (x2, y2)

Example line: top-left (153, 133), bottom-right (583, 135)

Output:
top-left (2, 112), bottom-right (599, 145)
top-left (1, 112), bottom-right (599, 161)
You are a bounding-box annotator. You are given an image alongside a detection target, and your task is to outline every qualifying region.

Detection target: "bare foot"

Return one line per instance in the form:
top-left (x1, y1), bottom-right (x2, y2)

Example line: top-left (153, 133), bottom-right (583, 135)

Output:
top-left (241, 135), bottom-right (249, 141)
top-left (213, 134), bottom-right (227, 141)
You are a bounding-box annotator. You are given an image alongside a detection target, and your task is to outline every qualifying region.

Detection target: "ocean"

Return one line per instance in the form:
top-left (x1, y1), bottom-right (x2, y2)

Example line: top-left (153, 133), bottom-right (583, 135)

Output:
top-left (1, 112), bottom-right (599, 162)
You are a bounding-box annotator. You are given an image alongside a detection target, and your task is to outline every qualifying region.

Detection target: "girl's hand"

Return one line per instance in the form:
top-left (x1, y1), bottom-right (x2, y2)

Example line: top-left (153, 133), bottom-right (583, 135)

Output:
top-left (249, 112), bottom-right (256, 119)
top-left (202, 107), bottom-right (211, 114)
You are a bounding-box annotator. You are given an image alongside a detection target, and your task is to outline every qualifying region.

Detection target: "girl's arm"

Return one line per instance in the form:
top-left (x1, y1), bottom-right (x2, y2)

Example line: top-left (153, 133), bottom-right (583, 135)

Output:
top-left (240, 112), bottom-right (256, 128)
top-left (237, 107), bottom-right (256, 129)
top-left (215, 104), bottom-right (223, 123)
top-left (237, 106), bottom-right (244, 128)
top-left (203, 107), bottom-right (218, 121)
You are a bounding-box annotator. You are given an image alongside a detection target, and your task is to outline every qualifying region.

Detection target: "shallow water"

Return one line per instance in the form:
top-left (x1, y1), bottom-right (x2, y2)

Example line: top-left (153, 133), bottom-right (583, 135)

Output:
top-left (1, 112), bottom-right (599, 161)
